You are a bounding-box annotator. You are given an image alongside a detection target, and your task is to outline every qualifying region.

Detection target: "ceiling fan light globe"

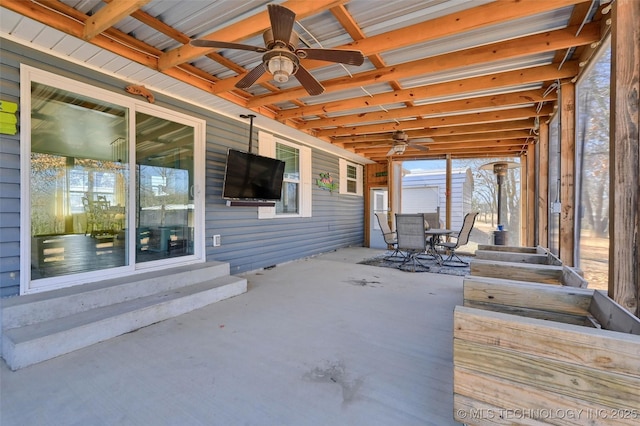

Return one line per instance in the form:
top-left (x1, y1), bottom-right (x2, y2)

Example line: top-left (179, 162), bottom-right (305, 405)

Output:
top-left (268, 55), bottom-right (294, 83)
top-left (394, 144), bottom-right (406, 154)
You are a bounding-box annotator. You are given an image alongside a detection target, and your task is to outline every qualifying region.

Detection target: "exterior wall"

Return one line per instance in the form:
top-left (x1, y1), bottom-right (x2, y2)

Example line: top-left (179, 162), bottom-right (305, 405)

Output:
top-left (402, 168), bottom-right (473, 230)
top-left (0, 48), bottom-right (20, 297)
top-left (0, 39), bottom-right (364, 297)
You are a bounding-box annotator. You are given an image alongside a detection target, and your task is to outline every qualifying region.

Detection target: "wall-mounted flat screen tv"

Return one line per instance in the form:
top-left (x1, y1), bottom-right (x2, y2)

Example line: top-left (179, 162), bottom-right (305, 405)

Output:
top-left (222, 149), bottom-right (285, 201)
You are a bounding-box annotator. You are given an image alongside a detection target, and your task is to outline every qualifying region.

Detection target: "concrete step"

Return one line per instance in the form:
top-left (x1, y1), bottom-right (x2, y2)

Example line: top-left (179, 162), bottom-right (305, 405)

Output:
top-left (2, 274), bottom-right (247, 370)
top-left (2, 262), bottom-right (230, 330)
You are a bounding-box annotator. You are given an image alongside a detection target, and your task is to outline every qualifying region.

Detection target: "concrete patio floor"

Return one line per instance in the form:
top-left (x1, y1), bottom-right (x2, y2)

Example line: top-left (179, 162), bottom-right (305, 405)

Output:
top-left (1, 247), bottom-right (463, 426)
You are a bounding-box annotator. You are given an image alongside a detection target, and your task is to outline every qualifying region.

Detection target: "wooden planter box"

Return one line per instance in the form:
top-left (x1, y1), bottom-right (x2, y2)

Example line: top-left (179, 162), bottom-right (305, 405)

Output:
top-left (469, 259), bottom-right (587, 288)
top-left (453, 278), bottom-right (640, 425)
top-left (476, 245), bottom-right (562, 266)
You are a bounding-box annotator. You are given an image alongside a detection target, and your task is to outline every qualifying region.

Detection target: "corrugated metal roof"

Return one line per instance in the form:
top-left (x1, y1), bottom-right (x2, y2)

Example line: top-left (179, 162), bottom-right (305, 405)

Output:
top-left (1, 0), bottom-right (605, 162)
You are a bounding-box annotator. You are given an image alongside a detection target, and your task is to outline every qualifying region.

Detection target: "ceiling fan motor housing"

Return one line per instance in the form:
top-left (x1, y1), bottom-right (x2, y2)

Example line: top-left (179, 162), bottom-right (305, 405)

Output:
top-left (263, 28), bottom-right (298, 51)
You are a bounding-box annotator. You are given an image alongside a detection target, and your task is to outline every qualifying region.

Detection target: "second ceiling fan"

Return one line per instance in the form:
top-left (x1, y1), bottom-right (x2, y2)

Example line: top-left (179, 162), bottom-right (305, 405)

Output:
top-left (369, 131), bottom-right (434, 156)
top-left (190, 4), bottom-right (365, 96)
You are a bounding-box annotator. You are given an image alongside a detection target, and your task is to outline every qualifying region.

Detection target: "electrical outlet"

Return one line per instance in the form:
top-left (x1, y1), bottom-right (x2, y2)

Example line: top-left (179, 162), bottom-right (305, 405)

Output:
top-left (213, 234), bottom-right (221, 247)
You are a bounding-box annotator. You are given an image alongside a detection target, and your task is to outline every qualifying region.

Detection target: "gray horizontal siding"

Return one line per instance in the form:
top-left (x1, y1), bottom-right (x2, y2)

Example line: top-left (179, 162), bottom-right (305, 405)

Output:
top-left (205, 148), bottom-right (364, 275)
top-left (0, 38), bottom-right (364, 297)
top-left (0, 41), bottom-right (21, 296)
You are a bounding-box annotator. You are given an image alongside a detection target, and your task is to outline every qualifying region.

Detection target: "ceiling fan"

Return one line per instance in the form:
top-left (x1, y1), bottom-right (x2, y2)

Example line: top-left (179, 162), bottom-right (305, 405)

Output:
top-left (370, 131), bottom-right (434, 156)
top-left (190, 4), bottom-right (365, 96)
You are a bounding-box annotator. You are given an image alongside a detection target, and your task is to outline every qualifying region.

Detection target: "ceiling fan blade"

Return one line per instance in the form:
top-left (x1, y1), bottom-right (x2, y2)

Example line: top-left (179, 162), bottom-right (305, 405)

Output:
top-left (293, 65), bottom-right (325, 96)
top-left (296, 48), bottom-right (365, 66)
top-left (408, 143), bottom-right (429, 151)
top-left (268, 4), bottom-right (296, 44)
top-left (235, 63), bottom-right (267, 89)
top-left (190, 39), bottom-right (267, 52)
top-left (410, 137), bottom-right (435, 143)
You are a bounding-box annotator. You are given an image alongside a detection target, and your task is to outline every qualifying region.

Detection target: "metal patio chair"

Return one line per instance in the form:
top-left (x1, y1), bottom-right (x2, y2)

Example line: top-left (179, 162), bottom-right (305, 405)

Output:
top-left (436, 212), bottom-right (478, 267)
top-left (395, 213), bottom-right (430, 272)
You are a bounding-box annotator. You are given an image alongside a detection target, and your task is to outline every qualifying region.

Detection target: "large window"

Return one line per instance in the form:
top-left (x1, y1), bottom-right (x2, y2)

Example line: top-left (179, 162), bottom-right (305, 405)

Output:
top-left (21, 66), bottom-right (204, 294)
top-left (575, 38), bottom-right (610, 291)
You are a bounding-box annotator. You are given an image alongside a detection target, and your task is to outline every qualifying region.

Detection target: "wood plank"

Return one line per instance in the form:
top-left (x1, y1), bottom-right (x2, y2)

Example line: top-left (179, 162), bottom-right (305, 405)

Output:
top-left (454, 306), bottom-right (640, 377)
top-left (453, 393), bottom-right (547, 426)
top-left (475, 250), bottom-right (549, 264)
top-left (300, 91), bottom-right (551, 131)
top-left (255, 20), bottom-right (597, 108)
top-left (547, 250), bottom-right (563, 266)
top-left (454, 372), bottom-right (637, 426)
top-left (470, 259), bottom-right (563, 284)
top-left (454, 338), bottom-right (640, 411)
top-left (83, 0), bottom-right (150, 40)
top-left (477, 244), bottom-right (537, 253)
top-left (610, 0), bottom-right (640, 316)
top-left (292, 64), bottom-right (574, 121)
top-left (590, 290), bottom-right (640, 334)
top-left (463, 300), bottom-right (589, 325)
top-left (316, 104), bottom-right (554, 138)
top-left (463, 276), bottom-right (593, 316)
top-left (562, 265), bottom-right (589, 288)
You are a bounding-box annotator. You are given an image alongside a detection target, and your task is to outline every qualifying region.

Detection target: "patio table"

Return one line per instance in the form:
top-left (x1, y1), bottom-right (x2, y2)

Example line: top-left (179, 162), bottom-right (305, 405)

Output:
top-left (425, 229), bottom-right (454, 265)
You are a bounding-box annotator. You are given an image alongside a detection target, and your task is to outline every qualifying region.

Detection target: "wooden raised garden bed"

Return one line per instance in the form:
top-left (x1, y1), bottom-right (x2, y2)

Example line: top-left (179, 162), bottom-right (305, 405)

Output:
top-left (453, 278), bottom-right (640, 425)
top-left (476, 245), bottom-right (562, 266)
top-left (469, 259), bottom-right (586, 288)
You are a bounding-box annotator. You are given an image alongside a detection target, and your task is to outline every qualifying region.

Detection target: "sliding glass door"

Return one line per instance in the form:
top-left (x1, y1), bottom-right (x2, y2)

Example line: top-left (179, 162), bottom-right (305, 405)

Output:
top-left (29, 83), bottom-right (130, 281)
top-left (136, 112), bottom-right (195, 263)
top-left (23, 66), bottom-right (203, 294)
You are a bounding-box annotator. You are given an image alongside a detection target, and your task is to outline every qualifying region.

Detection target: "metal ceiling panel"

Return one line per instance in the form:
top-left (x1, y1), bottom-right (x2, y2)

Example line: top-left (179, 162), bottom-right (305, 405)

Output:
top-left (0, 0), bottom-right (605, 162)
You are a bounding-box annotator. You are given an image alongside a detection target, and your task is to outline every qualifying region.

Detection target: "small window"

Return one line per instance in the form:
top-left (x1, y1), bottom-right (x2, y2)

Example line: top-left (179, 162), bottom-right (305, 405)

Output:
top-left (276, 142), bottom-right (300, 214)
top-left (339, 159), bottom-right (363, 196)
top-left (258, 131), bottom-right (312, 218)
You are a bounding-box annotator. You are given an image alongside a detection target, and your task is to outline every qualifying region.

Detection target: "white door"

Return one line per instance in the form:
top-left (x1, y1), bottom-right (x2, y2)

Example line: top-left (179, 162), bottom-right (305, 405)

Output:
top-left (370, 188), bottom-right (389, 249)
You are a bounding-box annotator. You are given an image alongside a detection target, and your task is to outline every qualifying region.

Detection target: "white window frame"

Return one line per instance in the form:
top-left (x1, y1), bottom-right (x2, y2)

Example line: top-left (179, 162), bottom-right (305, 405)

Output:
top-left (258, 131), bottom-right (311, 219)
top-left (20, 65), bottom-right (206, 294)
top-left (339, 158), bottom-right (363, 196)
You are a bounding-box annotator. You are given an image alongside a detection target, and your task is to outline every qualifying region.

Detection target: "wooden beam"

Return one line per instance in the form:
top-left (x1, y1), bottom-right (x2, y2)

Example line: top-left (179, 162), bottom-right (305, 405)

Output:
top-left (331, 120), bottom-right (536, 144)
top-left (344, 0), bottom-right (588, 55)
top-left (297, 90), bottom-right (555, 131)
top-left (317, 105), bottom-right (554, 138)
top-left (559, 81), bottom-right (576, 266)
top-left (158, 0), bottom-right (348, 70)
top-left (610, 0), bottom-right (640, 317)
top-left (345, 130), bottom-right (531, 148)
top-left (355, 140), bottom-right (530, 156)
top-left (279, 63), bottom-right (579, 120)
top-left (251, 23), bottom-right (596, 107)
top-left (83, 0), bottom-right (151, 40)
top-left (367, 148), bottom-right (523, 162)
top-left (446, 155), bottom-right (452, 230)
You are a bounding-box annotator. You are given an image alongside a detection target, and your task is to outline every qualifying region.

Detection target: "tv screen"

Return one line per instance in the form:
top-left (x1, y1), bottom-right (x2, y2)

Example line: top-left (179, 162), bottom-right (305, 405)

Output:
top-left (222, 149), bottom-right (285, 201)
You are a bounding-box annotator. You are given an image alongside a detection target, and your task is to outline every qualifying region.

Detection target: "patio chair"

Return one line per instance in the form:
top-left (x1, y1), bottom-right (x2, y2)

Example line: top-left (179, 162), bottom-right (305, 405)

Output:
top-left (374, 212), bottom-right (405, 261)
top-left (436, 211), bottom-right (478, 267)
top-left (395, 213), bottom-right (430, 272)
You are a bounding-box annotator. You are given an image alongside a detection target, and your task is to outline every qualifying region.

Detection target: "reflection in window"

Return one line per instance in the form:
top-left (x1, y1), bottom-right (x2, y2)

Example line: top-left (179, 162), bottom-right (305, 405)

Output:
top-left (29, 82), bottom-right (129, 280)
top-left (576, 39), bottom-right (610, 290)
top-left (135, 112), bottom-right (195, 262)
